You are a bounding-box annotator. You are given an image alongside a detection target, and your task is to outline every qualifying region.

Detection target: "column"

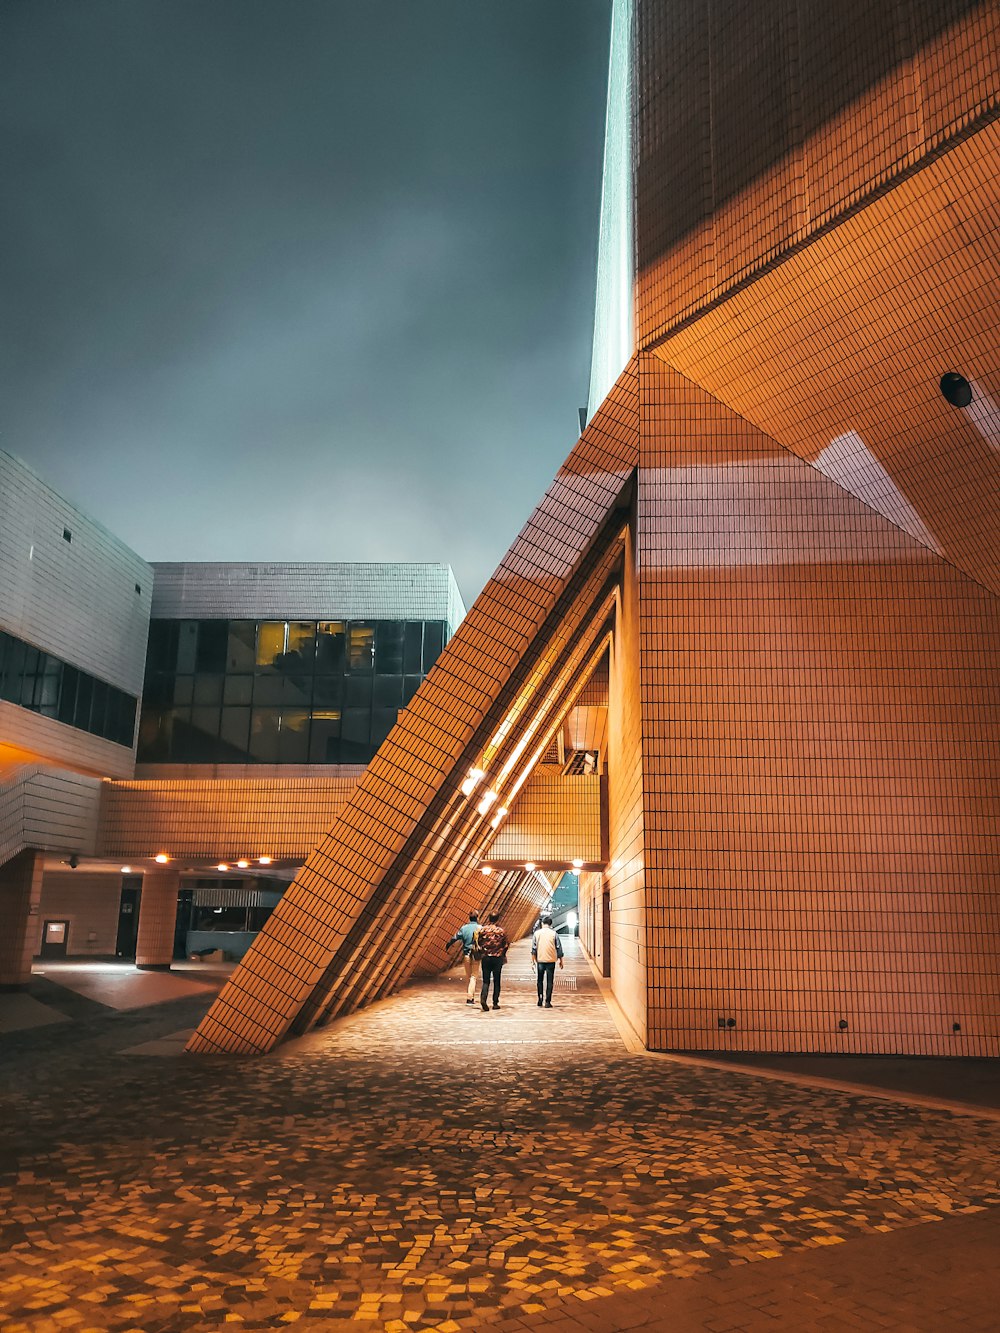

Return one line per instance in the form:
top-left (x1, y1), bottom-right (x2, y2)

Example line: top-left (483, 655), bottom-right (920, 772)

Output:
top-left (0, 849), bottom-right (44, 990)
top-left (135, 868), bottom-right (180, 970)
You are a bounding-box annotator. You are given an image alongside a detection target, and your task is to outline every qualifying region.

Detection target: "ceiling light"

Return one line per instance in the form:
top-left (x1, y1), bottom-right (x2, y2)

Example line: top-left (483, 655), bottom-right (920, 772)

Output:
top-left (480, 866), bottom-right (493, 876)
top-left (525, 862), bottom-right (536, 872)
top-left (217, 863), bottom-right (229, 872)
top-left (236, 860), bottom-right (249, 869)
top-left (120, 866), bottom-right (131, 874)
top-left (154, 853), bottom-right (170, 864)
top-left (572, 859), bottom-right (584, 870)
top-left (257, 856), bottom-right (273, 865)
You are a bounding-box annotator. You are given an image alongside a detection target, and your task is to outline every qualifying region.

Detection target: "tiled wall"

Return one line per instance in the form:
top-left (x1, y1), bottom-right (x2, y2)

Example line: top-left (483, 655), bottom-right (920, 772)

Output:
top-left (99, 773), bottom-right (362, 860)
top-left (637, 357), bottom-right (1000, 1056)
top-left (635, 0), bottom-right (1000, 347)
top-left (151, 561), bottom-right (465, 633)
top-left (486, 767), bottom-right (602, 864)
top-left (0, 450), bottom-right (151, 699)
top-left (37, 871), bottom-right (121, 956)
top-left (0, 760), bottom-right (102, 868)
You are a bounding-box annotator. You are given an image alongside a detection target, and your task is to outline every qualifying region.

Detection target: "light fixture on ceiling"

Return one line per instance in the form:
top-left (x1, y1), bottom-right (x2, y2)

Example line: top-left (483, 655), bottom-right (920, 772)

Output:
top-left (154, 853), bottom-right (170, 864)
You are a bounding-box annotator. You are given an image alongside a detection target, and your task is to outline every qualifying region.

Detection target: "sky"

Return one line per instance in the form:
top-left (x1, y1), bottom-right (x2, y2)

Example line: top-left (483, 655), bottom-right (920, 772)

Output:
top-left (0, 0), bottom-right (612, 608)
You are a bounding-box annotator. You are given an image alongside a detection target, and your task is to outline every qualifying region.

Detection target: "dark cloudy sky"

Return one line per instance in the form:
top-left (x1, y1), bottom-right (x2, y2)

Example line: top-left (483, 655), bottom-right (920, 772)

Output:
top-left (0, 0), bottom-right (611, 607)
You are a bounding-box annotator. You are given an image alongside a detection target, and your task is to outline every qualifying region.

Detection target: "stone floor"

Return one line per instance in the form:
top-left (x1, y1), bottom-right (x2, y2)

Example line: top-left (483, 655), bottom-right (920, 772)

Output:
top-left (2, 939), bottom-right (1000, 1331)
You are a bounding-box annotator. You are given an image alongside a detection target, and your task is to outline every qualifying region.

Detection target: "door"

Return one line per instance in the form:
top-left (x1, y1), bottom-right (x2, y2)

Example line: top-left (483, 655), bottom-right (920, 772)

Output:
top-left (601, 890), bottom-right (611, 978)
top-left (173, 888), bottom-right (194, 959)
top-left (40, 919), bottom-right (69, 958)
top-left (116, 878), bottom-right (142, 959)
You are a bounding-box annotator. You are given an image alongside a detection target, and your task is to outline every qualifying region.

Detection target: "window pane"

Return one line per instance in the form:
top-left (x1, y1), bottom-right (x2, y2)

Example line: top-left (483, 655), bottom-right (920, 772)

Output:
top-left (256, 622), bottom-right (285, 669)
top-left (285, 622), bottom-right (315, 669)
top-left (90, 679), bottom-right (109, 737)
top-left (340, 708), bottom-right (372, 763)
top-left (176, 622), bottom-right (199, 673)
top-left (308, 711), bottom-right (341, 763)
top-left (220, 706), bottom-right (251, 756)
top-left (174, 676), bottom-right (194, 706)
top-left (253, 673), bottom-right (311, 706)
top-left (0, 631), bottom-right (9, 694)
top-left (371, 707), bottom-right (398, 748)
top-left (37, 659), bottom-right (61, 717)
top-left (422, 621), bottom-right (446, 671)
top-left (373, 675), bottom-right (402, 709)
top-left (1, 639), bottom-right (24, 702)
top-left (403, 623), bottom-right (422, 675)
top-left (312, 675), bottom-right (343, 708)
top-left (58, 666), bottom-right (79, 724)
top-left (142, 672), bottom-right (173, 708)
top-left (195, 620), bottom-right (228, 673)
top-left (249, 708), bottom-right (280, 762)
top-left (346, 624), bottom-right (374, 672)
top-left (316, 622), bottom-right (345, 674)
top-left (403, 675), bottom-right (422, 704)
top-left (146, 621), bottom-right (179, 672)
top-left (19, 646), bottom-right (39, 707)
top-left (192, 674), bottom-right (223, 706)
top-left (74, 674), bottom-right (93, 731)
top-left (227, 621), bottom-right (257, 672)
top-left (119, 695), bottom-right (137, 747)
top-left (345, 675), bottom-right (372, 708)
top-left (223, 675), bottom-right (253, 706)
top-left (136, 707), bottom-right (163, 761)
top-left (277, 709), bottom-right (309, 763)
top-left (375, 622), bottom-right (404, 674)
top-left (188, 707), bottom-right (221, 761)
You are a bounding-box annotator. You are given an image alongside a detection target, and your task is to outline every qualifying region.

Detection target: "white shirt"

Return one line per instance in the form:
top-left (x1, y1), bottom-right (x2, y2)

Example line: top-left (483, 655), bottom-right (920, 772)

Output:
top-left (533, 926), bottom-right (561, 963)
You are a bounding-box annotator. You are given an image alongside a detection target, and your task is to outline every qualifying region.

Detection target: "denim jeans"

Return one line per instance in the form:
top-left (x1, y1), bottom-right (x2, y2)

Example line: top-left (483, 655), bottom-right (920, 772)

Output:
top-left (536, 961), bottom-right (556, 1003)
top-left (480, 956), bottom-right (503, 1006)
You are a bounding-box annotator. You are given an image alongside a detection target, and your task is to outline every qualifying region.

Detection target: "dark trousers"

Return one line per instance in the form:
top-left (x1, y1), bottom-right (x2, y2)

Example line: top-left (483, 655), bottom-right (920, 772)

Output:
top-left (536, 961), bottom-right (556, 1003)
top-left (481, 956), bottom-right (503, 1005)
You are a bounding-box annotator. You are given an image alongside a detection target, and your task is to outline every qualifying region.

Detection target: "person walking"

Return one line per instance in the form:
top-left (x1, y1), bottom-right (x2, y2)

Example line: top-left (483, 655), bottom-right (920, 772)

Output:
top-left (478, 912), bottom-right (509, 1011)
top-left (445, 910), bottom-right (482, 1004)
top-left (531, 914), bottom-right (564, 1007)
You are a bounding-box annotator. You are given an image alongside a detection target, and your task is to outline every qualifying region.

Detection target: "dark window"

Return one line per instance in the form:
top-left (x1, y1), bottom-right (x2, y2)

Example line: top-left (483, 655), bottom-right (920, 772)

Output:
top-left (90, 679), bottom-right (109, 737)
top-left (146, 621), bottom-right (179, 673)
top-left (62, 527), bottom-right (72, 543)
top-left (346, 623), bottom-right (374, 672)
top-left (176, 622), bottom-right (199, 673)
top-left (373, 674), bottom-right (402, 709)
top-left (220, 706), bottom-right (251, 756)
top-left (195, 621), bottom-right (228, 673)
top-left (249, 708), bottom-right (280, 763)
top-left (227, 622), bottom-right (256, 672)
top-left (74, 674), bottom-right (93, 732)
top-left (422, 621), bottom-right (446, 671)
top-left (371, 707), bottom-right (398, 748)
top-left (403, 675), bottom-right (422, 705)
top-left (308, 710), bottom-right (341, 763)
top-left (58, 666), bottom-right (79, 724)
top-left (223, 675), bottom-right (253, 706)
top-left (173, 676), bottom-right (194, 706)
top-left (142, 673), bottom-right (173, 708)
top-left (345, 675), bottom-right (372, 709)
top-left (192, 674), bottom-right (223, 706)
top-left (340, 708), bottom-right (373, 763)
top-left (375, 621), bottom-right (404, 674)
top-left (316, 622), bottom-right (345, 674)
top-left (403, 623), bottom-right (423, 675)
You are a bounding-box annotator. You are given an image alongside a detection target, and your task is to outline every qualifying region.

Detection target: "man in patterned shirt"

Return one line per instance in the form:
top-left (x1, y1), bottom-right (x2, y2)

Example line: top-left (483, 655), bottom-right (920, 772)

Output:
top-left (478, 912), bottom-right (509, 1012)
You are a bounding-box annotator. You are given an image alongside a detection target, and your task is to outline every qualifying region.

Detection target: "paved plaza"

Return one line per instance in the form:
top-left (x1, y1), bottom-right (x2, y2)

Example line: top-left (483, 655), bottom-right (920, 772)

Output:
top-left (2, 941), bottom-right (1000, 1332)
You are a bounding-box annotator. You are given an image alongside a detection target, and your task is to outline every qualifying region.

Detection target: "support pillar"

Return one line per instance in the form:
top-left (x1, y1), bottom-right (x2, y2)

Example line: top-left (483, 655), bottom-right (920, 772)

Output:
top-left (0, 850), bottom-right (44, 990)
top-left (135, 869), bottom-right (180, 970)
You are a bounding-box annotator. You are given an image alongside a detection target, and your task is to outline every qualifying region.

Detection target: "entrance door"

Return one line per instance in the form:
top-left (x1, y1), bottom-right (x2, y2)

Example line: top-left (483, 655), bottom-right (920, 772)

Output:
top-left (116, 878), bottom-right (142, 959)
top-left (601, 890), bottom-right (611, 978)
top-left (40, 919), bottom-right (69, 958)
top-left (173, 888), bottom-right (194, 959)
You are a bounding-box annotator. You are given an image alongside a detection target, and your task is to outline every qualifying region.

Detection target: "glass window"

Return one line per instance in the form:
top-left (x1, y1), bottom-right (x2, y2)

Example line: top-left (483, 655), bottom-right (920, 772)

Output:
top-left (249, 708), bottom-right (280, 762)
top-left (37, 658), bottom-right (61, 717)
top-left (252, 673), bottom-right (311, 707)
top-left (347, 623), bottom-right (374, 673)
top-left (176, 622), bottom-right (199, 673)
top-left (223, 675), bottom-right (253, 706)
top-left (345, 675), bottom-right (372, 709)
top-left (146, 621), bottom-right (179, 673)
top-left (90, 679), bottom-right (109, 737)
top-left (19, 646), bottom-right (39, 707)
top-left (192, 674), bottom-right (223, 706)
top-left (142, 672), bottom-right (173, 708)
top-left (316, 622), bottom-right (345, 674)
top-left (373, 674), bottom-right (402, 709)
top-left (340, 708), bottom-right (373, 763)
top-left (227, 621), bottom-right (257, 672)
top-left (403, 675), bottom-right (422, 705)
top-left (312, 675), bottom-right (343, 708)
top-left (422, 621), bottom-right (446, 671)
top-left (0, 631), bottom-right (9, 694)
top-left (136, 707), bottom-right (163, 760)
top-left (220, 706), bottom-right (251, 756)
top-left (403, 623), bottom-right (423, 675)
top-left (195, 621), bottom-right (228, 673)
top-left (173, 676), bottom-right (194, 706)
top-left (285, 622), bottom-right (315, 669)
top-left (256, 622), bottom-right (285, 669)
top-left (58, 666), bottom-right (79, 724)
top-left (277, 709), bottom-right (309, 763)
top-left (375, 621), bottom-right (404, 674)
top-left (74, 674), bottom-right (93, 732)
top-left (371, 708), bottom-right (398, 748)
top-left (308, 710), bottom-right (341, 763)
top-left (1, 639), bottom-right (24, 702)
top-left (188, 707), bottom-right (222, 760)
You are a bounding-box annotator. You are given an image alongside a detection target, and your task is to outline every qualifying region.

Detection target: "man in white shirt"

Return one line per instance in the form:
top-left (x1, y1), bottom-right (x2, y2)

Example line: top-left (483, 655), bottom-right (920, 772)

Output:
top-left (531, 914), bottom-right (564, 1008)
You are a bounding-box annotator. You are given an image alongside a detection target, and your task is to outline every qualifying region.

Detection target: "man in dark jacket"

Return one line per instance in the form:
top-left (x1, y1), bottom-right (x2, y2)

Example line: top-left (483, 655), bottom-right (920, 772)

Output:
top-left (478, 912), bottom-right (509, 1011)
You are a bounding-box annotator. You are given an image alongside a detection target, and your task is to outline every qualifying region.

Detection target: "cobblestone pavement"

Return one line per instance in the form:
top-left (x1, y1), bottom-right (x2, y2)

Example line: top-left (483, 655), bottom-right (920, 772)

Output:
top-left (2, 939), bottom-right (1000, 1332)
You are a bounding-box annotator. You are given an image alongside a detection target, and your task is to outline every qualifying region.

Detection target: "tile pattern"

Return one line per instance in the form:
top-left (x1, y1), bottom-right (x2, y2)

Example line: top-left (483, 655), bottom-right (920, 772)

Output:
top-left (636, 356), bottom-right (1000, 1056)
top-left (3, 941), bottom-right (1000, 1332)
